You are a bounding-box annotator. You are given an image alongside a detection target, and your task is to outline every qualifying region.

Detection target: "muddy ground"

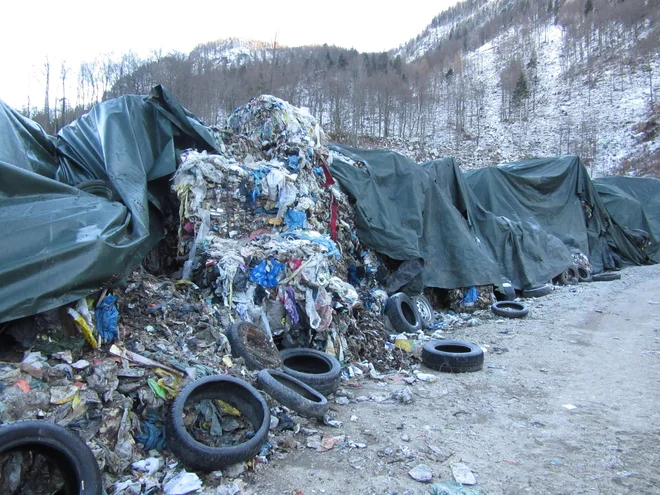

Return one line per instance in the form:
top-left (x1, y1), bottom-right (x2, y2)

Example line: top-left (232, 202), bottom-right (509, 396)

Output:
top-left (239, 264), bottom-right (660, 495)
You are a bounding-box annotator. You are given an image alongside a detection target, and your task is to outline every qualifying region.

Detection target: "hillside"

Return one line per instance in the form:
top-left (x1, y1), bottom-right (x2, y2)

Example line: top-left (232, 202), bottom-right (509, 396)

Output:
top-left (25, 0), bottom-right (660, 176)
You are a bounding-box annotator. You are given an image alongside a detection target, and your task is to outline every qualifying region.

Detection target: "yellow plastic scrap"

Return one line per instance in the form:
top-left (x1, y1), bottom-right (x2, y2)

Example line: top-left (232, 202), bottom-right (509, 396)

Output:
top-left (222, 356), bottom-right (233, 368)
top-left (154, 368), bottom-right (183, 399)
top-left (66, 308), bottom-right (98, 349)
top-left (394, 335), bottom-right (414, 353)
top-left (267, 216), bottom-right (283, 226)
top-left (216, 400), bottom-right (241, 417)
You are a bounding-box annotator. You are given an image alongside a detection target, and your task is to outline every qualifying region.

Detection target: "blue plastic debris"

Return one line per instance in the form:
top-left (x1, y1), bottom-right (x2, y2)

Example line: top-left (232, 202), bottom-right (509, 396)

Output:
top-left (461, 286), bottom-right (479, 307)
top-left (287, 154), bottom-right (300, 170)
top-left (249, 258), bottom-right (284, 288)
top-left (135, 411), bottom-right (166, 451)
top-left (285, 209), bottom-right (307, 231)
top-left (95, 295), bottom-right (119, 341)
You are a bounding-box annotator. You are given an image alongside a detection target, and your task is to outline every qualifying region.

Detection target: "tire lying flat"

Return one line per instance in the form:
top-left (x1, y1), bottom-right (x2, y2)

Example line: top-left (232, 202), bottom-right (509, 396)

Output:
top-left (166, 375), bottom-right (270, 472)
top-left (591, 272), bottom-right (621, 282)
top-left (257, 369), bottom-right (329, 418)
top-left (522, 284), bottom-right (553, 298)
top-left (491, 301), bottom-right (529, 318)
top-left (279, 348), bottom-right (342, 396)
top-left (422, 340), bottom-right (484, 373)
top-left (0, 420), bottom-right (102, 495)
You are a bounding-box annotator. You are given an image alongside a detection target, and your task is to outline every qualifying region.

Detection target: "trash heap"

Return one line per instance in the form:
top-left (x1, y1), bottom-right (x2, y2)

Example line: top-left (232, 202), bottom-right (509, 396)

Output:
top-left (172, 95), bottom-right (393, 362)
top-left (0, 94), bottom-right (500, 495)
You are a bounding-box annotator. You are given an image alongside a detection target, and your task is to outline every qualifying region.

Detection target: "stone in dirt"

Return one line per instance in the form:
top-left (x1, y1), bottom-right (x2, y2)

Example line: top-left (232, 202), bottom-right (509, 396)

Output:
top-left (409, 464), bottom-right (433, 483)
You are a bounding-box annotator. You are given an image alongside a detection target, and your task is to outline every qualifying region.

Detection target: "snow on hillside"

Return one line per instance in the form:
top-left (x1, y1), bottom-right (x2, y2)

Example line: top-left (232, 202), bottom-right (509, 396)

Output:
top-left (414, 23), bottom-right (659, 174)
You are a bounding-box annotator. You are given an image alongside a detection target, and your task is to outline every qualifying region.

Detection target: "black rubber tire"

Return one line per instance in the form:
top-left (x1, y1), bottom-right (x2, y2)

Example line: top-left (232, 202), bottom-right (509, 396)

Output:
top-left (412, 294), bottom-right (433, 329)
top-left (226, 320), bottom-right (281, 371)
top-left (421, 340), bottom-right (484, 373)
top-left (494, 281), bottom-right (516, 301)
top-left (491, 301), bottom-right (529, 318)
top-left (0, 420), bottom-right (102, 495)
top-left (385, 292), bottom-right (422, 333)
top-left (166, 375), bottom-right (270, 472)
top-left (257, 369), bottom-right (329, 418)
top-left (279, 348), bottom-right (342, 396)
top-left (556, 266), bottom-right (578, 285)
top-left (75, 179), bottom-right (119, 202)
top-left (591, 272), bottom-right (621, 282)
top-left (577, 266), bottom-right (592, 282)
top-left (522, 284), bottom-right (553, 298)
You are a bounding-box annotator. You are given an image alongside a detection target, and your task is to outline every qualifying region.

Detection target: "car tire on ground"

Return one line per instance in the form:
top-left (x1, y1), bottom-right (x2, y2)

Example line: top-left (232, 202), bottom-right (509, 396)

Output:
top-left (226, 320), bottom-right (281, 371)
top-left (279, 348), bottom-right (342, 396)
top-left (522, 284), bottom-right (553, 298)
top-left (577, 266), bottom-right (592, 282)
top-left (591, 272), bottom-right (621, 282)
top-left (555, 266), bottom-right (578, 285)
top-left (385, 292), bottom-right (422, 333)
top-left (257, 369), bottom-right (329, 418)
top-left (411, 294), bottom-right (433, 329)
top-left (166, 375), bottom-right (270, 472)
top-left (0, 420), bottom-right (102, 495)
top-left (491, 301), bottom-right (529, 318)
top-left (421, 340), bottom-right (484, 373)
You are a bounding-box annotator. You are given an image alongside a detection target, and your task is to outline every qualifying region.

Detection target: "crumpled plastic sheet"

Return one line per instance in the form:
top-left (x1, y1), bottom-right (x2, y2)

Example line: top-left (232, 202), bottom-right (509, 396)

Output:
top-left (96, 295), bottom-right (119, 342)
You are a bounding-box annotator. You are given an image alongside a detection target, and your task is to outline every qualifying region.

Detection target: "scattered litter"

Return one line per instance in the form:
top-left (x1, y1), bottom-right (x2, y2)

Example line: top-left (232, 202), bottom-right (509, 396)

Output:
top-left (162, 470), bottom-right (203, 495)
top-left (451, 462), bottom-right (477, 485)
top-left (563, 404), bottom-right (577, 410)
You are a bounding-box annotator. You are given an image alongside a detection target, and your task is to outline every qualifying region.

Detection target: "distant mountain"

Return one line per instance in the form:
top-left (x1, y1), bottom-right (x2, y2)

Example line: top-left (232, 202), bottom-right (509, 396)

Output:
top-left (45, 0), bottom-right (660, 176)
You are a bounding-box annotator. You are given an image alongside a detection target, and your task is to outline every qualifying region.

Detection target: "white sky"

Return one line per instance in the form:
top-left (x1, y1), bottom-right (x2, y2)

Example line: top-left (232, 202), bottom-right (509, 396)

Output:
top-left (0, 0), bottom-right (458, 110)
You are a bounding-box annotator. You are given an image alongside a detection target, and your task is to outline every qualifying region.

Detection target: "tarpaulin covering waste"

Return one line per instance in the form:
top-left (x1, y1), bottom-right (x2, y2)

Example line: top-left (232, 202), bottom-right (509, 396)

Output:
top-left (328, 146), bottom-right (574, 290)
top-left (422, 157), bottom-right (574, 290)
top-left (464, 156), bottom-right (649, 274)
top-left (594, 176), bottom-right (660, 263)
top-left (0, 85), bottom-right (219, 323)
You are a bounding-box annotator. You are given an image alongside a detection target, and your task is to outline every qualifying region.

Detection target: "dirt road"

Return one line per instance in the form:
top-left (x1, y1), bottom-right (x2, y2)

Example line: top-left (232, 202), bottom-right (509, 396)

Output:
top-left (242, 264), bottom-right (660, 495)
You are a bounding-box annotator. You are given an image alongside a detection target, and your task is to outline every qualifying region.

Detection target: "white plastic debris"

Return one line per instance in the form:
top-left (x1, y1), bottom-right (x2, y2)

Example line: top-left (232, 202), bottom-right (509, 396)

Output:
top-left (162, 470), bottom-right (203, 495)
top-left (132, 457), bottom-right (162, 476)
top-left (451, 462), bottom-right (477, 485)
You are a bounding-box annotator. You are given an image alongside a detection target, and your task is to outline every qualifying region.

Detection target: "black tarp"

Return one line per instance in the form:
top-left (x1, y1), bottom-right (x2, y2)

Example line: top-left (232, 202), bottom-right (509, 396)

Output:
top-left (0, 86), bottom-right (219, 323)
top-left (329, 146), bottom-right (573, 290)
top-left (464, 156), bottom-right (649, 273)
top-left (594, 176), bottom-right (660, 263)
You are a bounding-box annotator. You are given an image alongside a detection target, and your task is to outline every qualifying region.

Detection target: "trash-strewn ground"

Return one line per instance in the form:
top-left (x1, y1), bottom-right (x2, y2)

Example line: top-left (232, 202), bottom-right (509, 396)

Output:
top-left (242, 264), bottom-right (660, 495)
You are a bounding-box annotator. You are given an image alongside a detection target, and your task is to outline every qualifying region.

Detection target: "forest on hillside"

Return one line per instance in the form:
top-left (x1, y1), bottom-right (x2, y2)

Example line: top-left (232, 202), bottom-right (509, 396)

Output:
top-left (24, 0), bottom-right (659, 174)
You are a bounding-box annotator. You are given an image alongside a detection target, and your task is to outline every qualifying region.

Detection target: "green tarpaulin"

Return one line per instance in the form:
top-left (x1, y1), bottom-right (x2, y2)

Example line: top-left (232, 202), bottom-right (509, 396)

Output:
top-left (329, 146), bottom-right (574, 290)
top-left (594, 176), bottom-right (660, 263)
top-left (464, 156), bottom-right (649, 273)
top-left (0, 86), bottom-right (219, 323)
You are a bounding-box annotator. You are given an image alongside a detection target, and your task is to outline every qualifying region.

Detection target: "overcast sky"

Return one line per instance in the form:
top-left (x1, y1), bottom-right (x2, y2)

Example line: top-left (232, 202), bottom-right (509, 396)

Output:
top-left (0, 0), bottom-right (458, 110)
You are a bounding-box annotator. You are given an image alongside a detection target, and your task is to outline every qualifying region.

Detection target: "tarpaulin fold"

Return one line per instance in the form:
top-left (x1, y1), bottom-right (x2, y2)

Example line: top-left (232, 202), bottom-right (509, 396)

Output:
top-left (594, 176), bottom-right (660, 263)
top-left (329, 145), bottom-right (572, 290)
top-left (0, 86), bottom-right (219, 323)
top-left (464, 157), bottom-right (649, 272)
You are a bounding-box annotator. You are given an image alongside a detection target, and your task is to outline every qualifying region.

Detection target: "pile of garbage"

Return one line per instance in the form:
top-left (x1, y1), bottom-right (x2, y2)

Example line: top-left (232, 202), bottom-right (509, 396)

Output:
top-left (0, 95), bottom-right (453, 494)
